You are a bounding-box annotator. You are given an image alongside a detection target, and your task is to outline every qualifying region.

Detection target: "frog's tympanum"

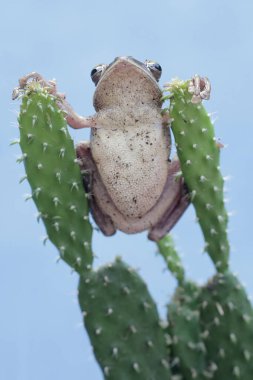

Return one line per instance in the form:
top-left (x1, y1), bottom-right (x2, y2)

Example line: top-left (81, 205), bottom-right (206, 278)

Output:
top-left (15, 57), bottom-right (195, 241)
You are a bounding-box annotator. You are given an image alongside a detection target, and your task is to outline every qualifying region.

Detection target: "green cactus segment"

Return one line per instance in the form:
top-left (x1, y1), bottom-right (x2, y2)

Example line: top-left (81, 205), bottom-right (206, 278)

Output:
top-left (164, 79), bottom-right (229, 272)
top-left (18, 84), bottom-right (93, 273)
top-left (157, 235), bottom-right (185, 284)
top-left (168, 281), bottom-right (206, 380)
top-left (199, 271), bottom-right (253, 379)
top-left (78, 258), bottom-right (171, 380)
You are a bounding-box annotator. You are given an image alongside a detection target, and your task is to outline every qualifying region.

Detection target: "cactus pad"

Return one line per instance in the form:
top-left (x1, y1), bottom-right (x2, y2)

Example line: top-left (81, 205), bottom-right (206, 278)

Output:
top-left (78, 258), bottom-right (171, 380)
top-left (168, 281), bottom-right (206, 380)
top-left (199, 271), bottom-right (253, 379)
top-left (157, 234), bottom-right (185, 285)
top-left (18, 84), bottom-right (93, 273)
top-left (163, 79), bottom-right (229, 272)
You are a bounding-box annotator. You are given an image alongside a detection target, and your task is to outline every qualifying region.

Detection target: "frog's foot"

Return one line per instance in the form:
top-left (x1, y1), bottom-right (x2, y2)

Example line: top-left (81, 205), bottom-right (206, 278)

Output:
top-left (13, 72), bottom-right (96, 129)
top-left (12, 72), bottom-right (59, 100)
top-left (148, 160), bottom-right (190, 242)
top-left (188, 75), bottom-right (211, 104)
top-left (76, 141), bottom-right (116, 236)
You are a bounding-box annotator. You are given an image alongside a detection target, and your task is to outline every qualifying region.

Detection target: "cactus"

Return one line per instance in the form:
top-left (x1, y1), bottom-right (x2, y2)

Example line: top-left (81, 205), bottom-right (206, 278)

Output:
top-left (78, 257), bottom-right (171, 380)
top-left (14, 75), bottom-right (253, 380)
top-left (163, 79), bottom-right (229, 272)
top-left (18, 83), bottom-right (93, 273)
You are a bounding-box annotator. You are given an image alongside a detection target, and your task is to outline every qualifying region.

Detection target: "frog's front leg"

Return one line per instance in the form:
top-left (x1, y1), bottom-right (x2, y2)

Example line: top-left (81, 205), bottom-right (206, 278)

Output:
top-left (12, 72), bottom-right (97, 130)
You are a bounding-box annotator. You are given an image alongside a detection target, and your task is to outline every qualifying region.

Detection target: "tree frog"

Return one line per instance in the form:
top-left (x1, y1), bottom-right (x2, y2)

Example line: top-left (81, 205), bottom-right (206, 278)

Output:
top-left (14, 57), bottom-right (210, 241)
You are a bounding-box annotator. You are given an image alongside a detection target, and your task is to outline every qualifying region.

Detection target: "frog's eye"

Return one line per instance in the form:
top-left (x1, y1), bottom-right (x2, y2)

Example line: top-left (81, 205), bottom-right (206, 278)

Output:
top-left (145, 60), bottom-right (162, 81)
top-left (90, 64), bottom-right (108, 85)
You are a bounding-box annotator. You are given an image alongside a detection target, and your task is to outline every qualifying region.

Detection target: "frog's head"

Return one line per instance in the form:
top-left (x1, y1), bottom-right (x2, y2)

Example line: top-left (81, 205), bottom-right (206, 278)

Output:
top-left (91, 56), bottom-right (163, 110)
top-left (91, 56), bottom-right (162, 86)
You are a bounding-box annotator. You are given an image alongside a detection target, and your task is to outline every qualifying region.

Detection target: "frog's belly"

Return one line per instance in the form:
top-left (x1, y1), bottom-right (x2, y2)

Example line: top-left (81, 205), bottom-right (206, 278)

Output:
top-left (90, 124), bottom-right (170, 218)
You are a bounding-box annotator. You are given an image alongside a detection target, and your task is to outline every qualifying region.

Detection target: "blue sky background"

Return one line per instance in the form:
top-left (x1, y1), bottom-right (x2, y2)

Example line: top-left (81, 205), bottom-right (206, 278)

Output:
top-left (1, 0), bottom-right (253, 379)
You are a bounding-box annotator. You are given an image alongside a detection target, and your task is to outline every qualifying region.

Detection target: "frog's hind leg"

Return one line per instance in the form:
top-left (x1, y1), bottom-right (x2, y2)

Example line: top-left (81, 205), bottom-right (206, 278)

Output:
top-left (76, 141), bottom-right (116, 236)
top-left (148, 159), bottom-right (190, 242)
